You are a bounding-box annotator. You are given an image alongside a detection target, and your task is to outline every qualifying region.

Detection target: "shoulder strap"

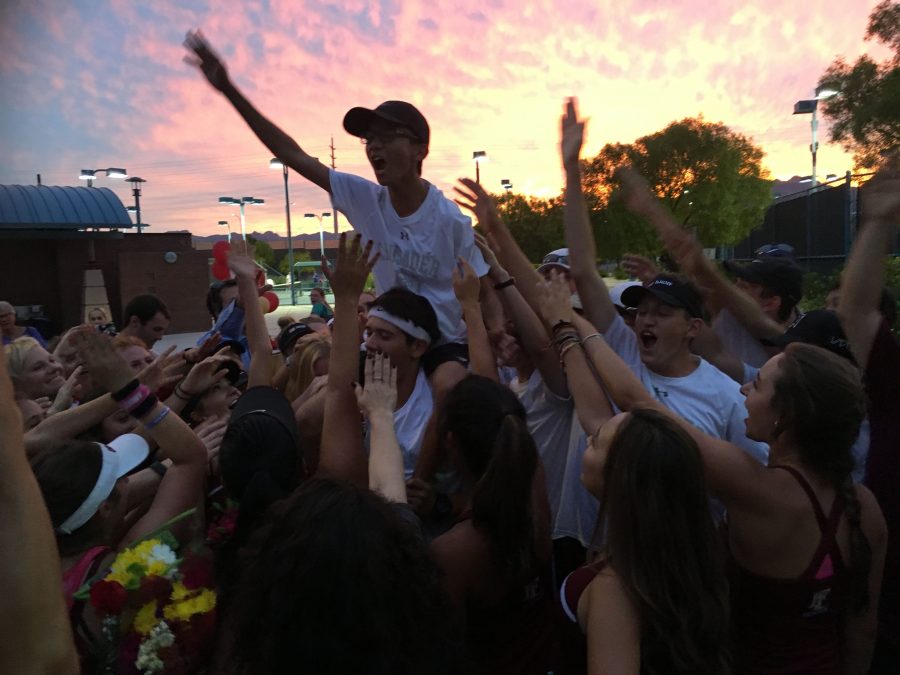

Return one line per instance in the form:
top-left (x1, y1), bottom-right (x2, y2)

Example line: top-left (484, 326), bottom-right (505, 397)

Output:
top-left (770, 464), bottom-right (828, 532)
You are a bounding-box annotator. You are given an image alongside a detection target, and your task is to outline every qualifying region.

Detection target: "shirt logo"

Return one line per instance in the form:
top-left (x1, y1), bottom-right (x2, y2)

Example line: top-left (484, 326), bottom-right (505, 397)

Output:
top-left (804, 588), bottom-right (831, 616)
top-left (400, 230), bottom-right (410, 240)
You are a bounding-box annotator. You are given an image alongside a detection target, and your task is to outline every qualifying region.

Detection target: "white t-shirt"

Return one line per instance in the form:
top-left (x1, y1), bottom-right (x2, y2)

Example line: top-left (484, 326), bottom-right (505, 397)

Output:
top-left (605, 314), bottom-right (769, 464)
top-left (510, 371), bottom-right (598, 547)
top-left (712, 308), bottom-right (771, 371)
top-left (330, 170), bottom-right (489, 344)
top-left (392, 369), bottom-right (433, 480)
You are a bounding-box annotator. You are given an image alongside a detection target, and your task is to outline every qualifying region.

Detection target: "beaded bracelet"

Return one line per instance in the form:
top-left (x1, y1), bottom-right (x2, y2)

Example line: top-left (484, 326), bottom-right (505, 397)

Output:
top-left (143, 406), bottom-right (170, 430)
top-left (111, 378), bottom-right (140, 403)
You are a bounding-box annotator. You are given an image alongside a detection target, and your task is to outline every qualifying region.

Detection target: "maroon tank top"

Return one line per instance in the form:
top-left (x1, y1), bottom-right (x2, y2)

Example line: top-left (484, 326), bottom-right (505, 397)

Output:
top-left (728, 465), bottom-right (847, 675)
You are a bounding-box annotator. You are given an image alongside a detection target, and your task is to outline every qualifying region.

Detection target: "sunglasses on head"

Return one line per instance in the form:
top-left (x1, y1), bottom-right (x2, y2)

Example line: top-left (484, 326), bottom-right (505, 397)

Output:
top-left (542, 253), bottom-right (570, 266)
top-left (755, 243), bottom-right (795, 258)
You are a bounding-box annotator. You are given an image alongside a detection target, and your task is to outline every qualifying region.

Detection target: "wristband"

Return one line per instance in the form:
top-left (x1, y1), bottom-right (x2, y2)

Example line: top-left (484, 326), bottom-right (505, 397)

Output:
top-left (130, 394), bottom-right (159, 420)
top-left (493, 277), bottom-right (515, 291)
top-left (173, 384), bottom-right (196, 401)
top-left (551, 319), bottom-right (574, 334)
top-left (143, 406), bottom-right (170, 430)
top-left (111, 378), bottom-right (140, 402)
top-left (118, 384), bottom-right (151, 413)
top-left (558, 340), bottom-right (580, 371)
top-left (149, 461), bottom-right (167, 478)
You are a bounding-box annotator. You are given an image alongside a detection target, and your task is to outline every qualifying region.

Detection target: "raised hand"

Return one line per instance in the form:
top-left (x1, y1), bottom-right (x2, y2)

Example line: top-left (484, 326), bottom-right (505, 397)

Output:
top-left (48, 365), bottom-right (84, 414)
top-left (137, 345), bottom-right (183, 392)
top-left (622, 254), bottom-right (660, 284)
top-left (561, 97), bottom-right (585, 169)
top-left (227, 252), bottom-right (261, 280)
top-left (72, 329), bottom-right (134, 394)
top-left (453, 178), bottom-right (502, 234)
top-left (353, 352), bottom-right (398, 419)
top-left (861, 155), bottom-right (900, 223)
top-left (321, 233), bottom-right (379, 302)
top-left (183, 30), bottom-right (232, 92)
top-left (179, 355), bottom-right (232, 396)
top-left (473, 231), bottom-right (508, 282)
top-left (536, 270), bottom-right (576, 329)
top-left (452, 257), bottom-right (481, 308)
top-left (183, 331), bottom-right (222, 365)
top-left (615, 166), bottom-right (661, 220)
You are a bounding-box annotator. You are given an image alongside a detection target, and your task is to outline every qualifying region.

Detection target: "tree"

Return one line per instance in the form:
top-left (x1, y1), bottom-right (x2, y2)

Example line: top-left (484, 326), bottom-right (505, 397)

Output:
top-left (494, 192), bottom-right (565, 263)
top-left (277, 249), bottom-right (311, 276)
top-left (818, 0), bottom-right (900, 170)
top-left (247, 235), bottom-right (275, 268)
top-left (582, 117), bottom-right (772, 259)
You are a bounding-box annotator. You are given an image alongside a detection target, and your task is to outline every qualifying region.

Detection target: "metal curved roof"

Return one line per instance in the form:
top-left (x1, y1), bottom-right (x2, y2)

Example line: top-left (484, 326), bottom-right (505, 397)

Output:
top-left (0, 184), bottom-right (133, 230)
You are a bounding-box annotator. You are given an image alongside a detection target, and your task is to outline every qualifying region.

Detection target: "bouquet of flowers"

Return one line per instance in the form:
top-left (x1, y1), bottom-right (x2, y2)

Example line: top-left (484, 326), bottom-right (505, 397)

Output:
top-left (75, 528), bottom-right (217, 674)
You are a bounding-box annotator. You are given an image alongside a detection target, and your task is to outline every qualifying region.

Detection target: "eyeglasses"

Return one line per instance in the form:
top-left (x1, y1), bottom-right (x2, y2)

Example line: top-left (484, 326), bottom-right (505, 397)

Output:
top-left (754, 243), bottom-right (795, 258)
top-left (360, 128), bottom-right (420, 145)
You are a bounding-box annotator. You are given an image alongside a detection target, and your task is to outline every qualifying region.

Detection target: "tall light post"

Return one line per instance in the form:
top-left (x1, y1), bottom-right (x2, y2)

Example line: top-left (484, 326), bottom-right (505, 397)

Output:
top-left (218, 196), bottom-right (264, 242)
top-left (792, 86), bottom-right (838, 188)
top-left (501, 178), bottom-right (512, 193)
top-left (79, 167), bottom-right (127, 188)
top-left (125, 176), bottom-right (146, 234)
top-left (270, 158), bottom-right (297, 305)
top-left (472, 151), bottom-right (487, 185)
top-left (218, 220), bottom-right (231, 244)
top-left (304, 211), bottom-right (332, 261)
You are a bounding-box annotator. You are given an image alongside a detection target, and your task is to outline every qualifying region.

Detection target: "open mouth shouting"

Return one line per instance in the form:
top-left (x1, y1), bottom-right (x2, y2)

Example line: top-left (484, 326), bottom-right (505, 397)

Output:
top-left (370, 154), bottom-right (387, 175)
top-left (639, 330), bottom-right (658, 351)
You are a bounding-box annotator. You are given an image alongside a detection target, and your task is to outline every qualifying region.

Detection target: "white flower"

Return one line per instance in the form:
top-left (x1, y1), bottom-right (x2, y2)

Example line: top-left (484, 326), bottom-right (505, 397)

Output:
top-left (146, 543), bottom-right (177, 567)
top-left (136, 621), bottom-right (175, 674)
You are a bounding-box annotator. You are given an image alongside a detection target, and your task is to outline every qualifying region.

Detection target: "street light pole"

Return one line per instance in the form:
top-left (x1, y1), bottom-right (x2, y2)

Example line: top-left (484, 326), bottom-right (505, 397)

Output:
top-left (218, 196), bottom-right (264, 243)
top-left (271, 158), bottom-right (296, 305)
top-left (218, 220), bottom-right (231, 244)
top-left (126, 177), bottom-right (146, 234)
top-left (472, 151), bottom-right (486, 185)
top-left (305, 212), bottom-right (331, 261)
top-left (792, 87), bottom-right (838, 188)
top-left (79, 167), bottom-right (127, 189)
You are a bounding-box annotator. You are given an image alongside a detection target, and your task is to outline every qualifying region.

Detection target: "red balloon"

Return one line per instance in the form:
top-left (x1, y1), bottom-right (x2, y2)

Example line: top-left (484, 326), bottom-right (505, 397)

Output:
top-left (212, 241), bottom-right (231, 263)
top-left (211, 260), bottom-right (230, 280)
top-left (263, 291), bottom-right (280, 312)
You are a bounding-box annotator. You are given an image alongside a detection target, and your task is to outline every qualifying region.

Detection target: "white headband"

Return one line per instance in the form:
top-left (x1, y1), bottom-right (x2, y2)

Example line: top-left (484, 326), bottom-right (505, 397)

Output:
top-left (368, 307), bottom-right (432, 345)
top-left (56, 436), bottom-right (149, 535)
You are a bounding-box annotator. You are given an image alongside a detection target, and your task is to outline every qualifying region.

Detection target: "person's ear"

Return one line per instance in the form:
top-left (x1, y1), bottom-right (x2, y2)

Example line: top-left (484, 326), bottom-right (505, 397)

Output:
top-left (409, 338), bottom-right (429, 360)
top-left (686, 317), bottom-right (704, 339)
top-left (415, 144), bottom-right (429, 164)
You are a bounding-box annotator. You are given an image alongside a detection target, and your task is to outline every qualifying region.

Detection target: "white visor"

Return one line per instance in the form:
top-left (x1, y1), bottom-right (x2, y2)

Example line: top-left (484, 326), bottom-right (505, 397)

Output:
top-left (367, 307), bottom-right (432, 345)
top-left (56, 434), bottom-right (150, 535)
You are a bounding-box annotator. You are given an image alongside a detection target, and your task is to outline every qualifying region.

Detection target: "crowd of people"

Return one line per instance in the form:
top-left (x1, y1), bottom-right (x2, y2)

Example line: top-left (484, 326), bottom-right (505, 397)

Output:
top-left (1, 31), bottom-right (898, 675)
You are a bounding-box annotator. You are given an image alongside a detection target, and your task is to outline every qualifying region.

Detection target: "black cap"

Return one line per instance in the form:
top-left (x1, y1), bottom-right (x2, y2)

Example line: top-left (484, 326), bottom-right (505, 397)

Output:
top-left (761, 310), bottom-right (854, 362)
top-left (343, 101), bottom-right (430, 145)
top-left (277, 322), bottom-right (314, 355)
top-left (723, 255), bottom-right (803, 308)
top-left (220, 386), bottom-right (300, 501)
top-left (620, 275), bottom-right (704, 318)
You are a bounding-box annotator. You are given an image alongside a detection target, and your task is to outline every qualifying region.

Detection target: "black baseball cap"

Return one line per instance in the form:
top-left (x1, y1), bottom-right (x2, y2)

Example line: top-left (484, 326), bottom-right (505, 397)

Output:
top-left (343, 101), bottom-right (430, 145)
top-left (761, 310), bottom-right (854, 362)
top-left (179, 359), bottom-right (243, 422)
top-left (620, 275), bottom-right (704, 318)
top-left (277, 322), bottom-right (314, 355)
top-left (723, 246), bottom-right (803, 307)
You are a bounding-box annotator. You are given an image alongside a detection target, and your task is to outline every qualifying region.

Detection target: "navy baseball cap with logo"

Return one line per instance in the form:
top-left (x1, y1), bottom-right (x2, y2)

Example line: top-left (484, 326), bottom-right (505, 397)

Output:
top-left (723, 243), bottom-right (803, 307)
top-left (343, 101), bottom-right (430, 145)
top-left (761, 309), bottom-right (854, 362)
top-left (620, 275), bottom-right (704, 318)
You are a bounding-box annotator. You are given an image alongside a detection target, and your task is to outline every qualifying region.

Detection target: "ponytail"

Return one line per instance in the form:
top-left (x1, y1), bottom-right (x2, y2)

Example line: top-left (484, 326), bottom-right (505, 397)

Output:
top-left (470, 414), bottom-right (538, 582)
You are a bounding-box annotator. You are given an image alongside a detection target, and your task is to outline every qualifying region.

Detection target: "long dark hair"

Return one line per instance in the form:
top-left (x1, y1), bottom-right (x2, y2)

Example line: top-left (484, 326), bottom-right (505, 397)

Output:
top-left (439, 375), bottom-right (538, 582)
top-left (227, 478), bottom-right (466, 675)
top-left (602, 408), bottom-right (731, 675)
top-left (770, 342), bottom-right (871, 613)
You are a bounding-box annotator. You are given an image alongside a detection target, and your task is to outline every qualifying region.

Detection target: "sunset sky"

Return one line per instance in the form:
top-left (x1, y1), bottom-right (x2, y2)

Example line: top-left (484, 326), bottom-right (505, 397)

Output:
top-left (0, 0), bottom-right (886, 238)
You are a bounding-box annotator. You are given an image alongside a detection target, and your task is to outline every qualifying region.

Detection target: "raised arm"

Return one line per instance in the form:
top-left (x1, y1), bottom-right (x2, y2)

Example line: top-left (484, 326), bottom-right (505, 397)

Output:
top-left (0, 331), bottom-right (78, 674)
top-left (228, 253), bottom-right (277, 388)
top-left (837, 164), bottom-right (900, 367)
top-left (183, 30), bottom-right (330, 191)
top-left (534, 273), bottom-right (614, 435)
top-left (475, 233), bottom-right (569, 397)
top-left (73, 330), bottom-right (207, 546)
top-left (319, 233), bottom-right (379, 486)
top-left (453, 257), bottom-right (498, 381)
top-left (616, 167), bottom-right (783, 338)
top-left (354, 352), bottom-right (406, 503)
top-left (561, 97), bottom-right (618, 332)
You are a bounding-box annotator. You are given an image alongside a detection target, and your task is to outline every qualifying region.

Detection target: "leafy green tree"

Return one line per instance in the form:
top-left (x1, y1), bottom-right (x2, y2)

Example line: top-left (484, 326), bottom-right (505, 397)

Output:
top-left (247, 235), bottom-right (275, 268)
top-left (818, 0), bottom-right (900, 169)
top-left (494, 192), bottom-right (565, 263)
top-left (581, 117), bottom-right (772, 258)
top-left (277, 249), bottom-right (311, 276)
